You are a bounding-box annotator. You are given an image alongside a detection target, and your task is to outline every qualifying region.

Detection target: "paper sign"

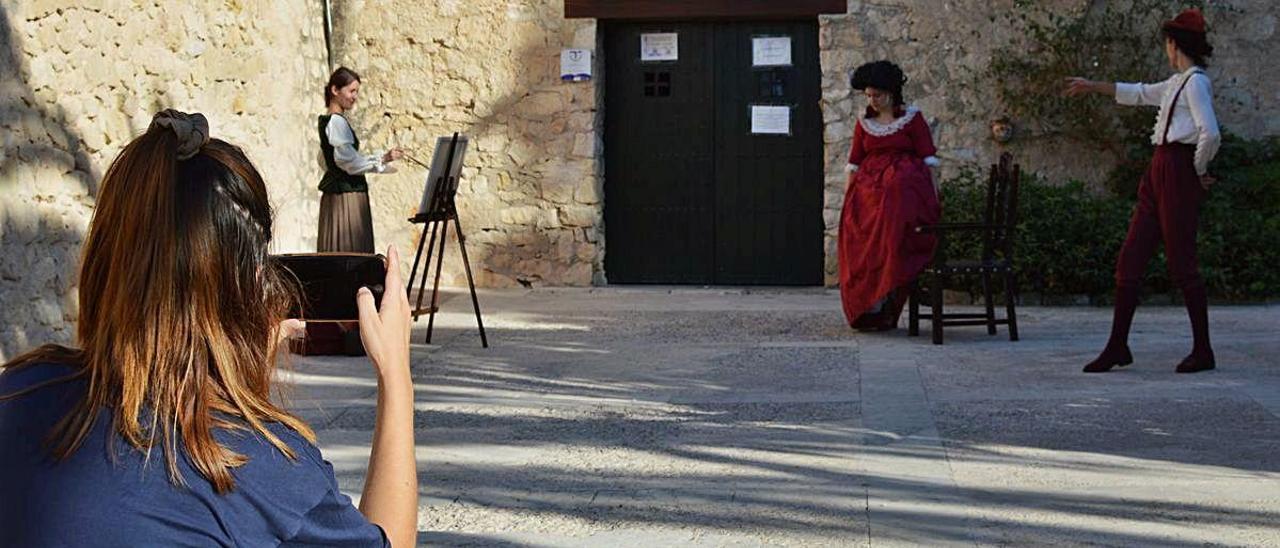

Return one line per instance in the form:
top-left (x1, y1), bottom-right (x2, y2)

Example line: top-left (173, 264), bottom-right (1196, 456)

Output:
top-left (751, 105), bottom-right (791, 135)
top-left (640, 33), bottom-right (678, 62)
top-left (752, 36), bottom-right (792, 67)
top-left (560, 49), bottom-right (592, 81)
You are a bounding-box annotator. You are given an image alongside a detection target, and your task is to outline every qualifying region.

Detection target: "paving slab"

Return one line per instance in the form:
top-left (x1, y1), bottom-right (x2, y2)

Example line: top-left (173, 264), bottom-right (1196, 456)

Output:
top-left (283, 288), bottom-right (1280, 546)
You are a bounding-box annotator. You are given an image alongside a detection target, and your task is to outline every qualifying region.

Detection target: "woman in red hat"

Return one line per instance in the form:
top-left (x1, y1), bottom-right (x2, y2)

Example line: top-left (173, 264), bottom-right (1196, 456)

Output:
top-left (840, 60), bottom-right (942, 331)
top-left (1064, 8), bottom-right (1221, 373)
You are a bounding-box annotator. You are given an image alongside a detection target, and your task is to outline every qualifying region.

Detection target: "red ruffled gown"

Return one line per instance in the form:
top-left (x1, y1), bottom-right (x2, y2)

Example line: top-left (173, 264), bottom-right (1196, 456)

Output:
top-left (839, 106), bottom-right (942, 328)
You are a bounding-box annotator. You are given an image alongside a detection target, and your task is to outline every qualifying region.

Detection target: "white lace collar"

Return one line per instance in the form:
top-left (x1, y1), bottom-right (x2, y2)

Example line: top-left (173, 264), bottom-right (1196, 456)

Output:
top-left (858, 106), bottom-right (919, 137)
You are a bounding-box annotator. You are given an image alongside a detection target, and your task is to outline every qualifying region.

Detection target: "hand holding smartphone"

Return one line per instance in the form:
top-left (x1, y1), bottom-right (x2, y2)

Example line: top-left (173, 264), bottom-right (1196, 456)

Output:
top-left (273, 253), bottom-right (387, 322)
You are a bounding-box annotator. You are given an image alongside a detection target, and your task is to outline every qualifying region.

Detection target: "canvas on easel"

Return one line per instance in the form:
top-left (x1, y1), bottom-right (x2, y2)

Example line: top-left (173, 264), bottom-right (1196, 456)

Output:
top-left (416, 135), bottom-right (469, 218)
top-left (405, 133), bottom-right (488, 348)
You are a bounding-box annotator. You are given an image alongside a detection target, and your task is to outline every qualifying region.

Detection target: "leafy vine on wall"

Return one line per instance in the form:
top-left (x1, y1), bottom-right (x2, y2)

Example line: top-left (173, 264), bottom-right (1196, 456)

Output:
top-left (984, 0), bottom-right (1239, 194)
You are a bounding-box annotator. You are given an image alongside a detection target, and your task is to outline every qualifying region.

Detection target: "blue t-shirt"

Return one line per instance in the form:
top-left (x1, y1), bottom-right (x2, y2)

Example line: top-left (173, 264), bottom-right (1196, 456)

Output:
top-left (0, 363), bottom-right (388, 547)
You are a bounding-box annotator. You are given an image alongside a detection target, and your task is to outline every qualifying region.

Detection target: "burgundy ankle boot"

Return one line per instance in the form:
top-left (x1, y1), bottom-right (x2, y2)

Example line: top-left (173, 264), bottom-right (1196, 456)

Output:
top-left (1176, 284), bottom-right (1215, 374)
top-left (1083, 345), bottom-right (1134, 373)
top-left (1175, 352), bottom-right (1215, 373)
top-left (1083, 287), bottom-right (1139, 373)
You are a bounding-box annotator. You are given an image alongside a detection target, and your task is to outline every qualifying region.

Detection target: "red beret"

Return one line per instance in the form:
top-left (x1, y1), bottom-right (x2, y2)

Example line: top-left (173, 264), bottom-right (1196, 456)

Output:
top-left (1163, 8), bottom-right (1207, 34)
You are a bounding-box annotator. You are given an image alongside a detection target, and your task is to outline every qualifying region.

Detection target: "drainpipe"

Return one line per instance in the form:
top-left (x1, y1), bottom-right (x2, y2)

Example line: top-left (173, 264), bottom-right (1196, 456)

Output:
top-left (322, 0), bottom-right (333, 69)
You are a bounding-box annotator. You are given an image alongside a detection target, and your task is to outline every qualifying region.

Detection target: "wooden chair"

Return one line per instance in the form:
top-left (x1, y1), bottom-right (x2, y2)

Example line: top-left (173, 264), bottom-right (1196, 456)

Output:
top-left (908, 152), bottom-right (1020, 345)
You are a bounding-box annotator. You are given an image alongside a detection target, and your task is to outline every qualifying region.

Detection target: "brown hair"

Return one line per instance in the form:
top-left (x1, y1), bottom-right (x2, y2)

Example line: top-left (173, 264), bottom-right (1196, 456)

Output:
top-left (1, 120), bottom-right (313, 494)
top-left (1162, 27), bottom-right (1213, 68)
top-left (324, 66), bottom-right (361, 106)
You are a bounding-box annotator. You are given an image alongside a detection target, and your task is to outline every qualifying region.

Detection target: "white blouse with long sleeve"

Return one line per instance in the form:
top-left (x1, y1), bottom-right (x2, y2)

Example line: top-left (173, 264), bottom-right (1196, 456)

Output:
top-left (323, 114), bottom-right (396, 175)
top-left (1115, 66), bottom-right (1221, 175)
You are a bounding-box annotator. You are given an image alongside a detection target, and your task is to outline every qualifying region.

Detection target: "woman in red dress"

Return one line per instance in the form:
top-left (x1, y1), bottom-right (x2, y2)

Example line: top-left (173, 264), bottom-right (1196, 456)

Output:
top-left (840, 61), bottom-right (941, 331)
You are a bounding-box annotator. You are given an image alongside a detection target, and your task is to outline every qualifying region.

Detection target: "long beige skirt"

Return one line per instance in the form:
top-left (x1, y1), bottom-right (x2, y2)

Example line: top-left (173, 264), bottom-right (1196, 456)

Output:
top-left (317, 191), bottom-right (374, 253)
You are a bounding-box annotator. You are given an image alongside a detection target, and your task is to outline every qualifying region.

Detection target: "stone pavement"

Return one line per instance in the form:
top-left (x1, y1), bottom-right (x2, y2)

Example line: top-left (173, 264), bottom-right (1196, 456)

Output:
top-left (283, 288), bottom-right (1280, 547)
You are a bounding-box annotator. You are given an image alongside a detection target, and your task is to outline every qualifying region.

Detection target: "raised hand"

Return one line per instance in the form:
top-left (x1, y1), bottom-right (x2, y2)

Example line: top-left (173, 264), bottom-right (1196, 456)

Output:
top-left (357, 245), bottom-right (411, 378)
top-left (275, 318), bottom-right (306, 348)
top-left (1063, 77), bottom-right (1095, 97)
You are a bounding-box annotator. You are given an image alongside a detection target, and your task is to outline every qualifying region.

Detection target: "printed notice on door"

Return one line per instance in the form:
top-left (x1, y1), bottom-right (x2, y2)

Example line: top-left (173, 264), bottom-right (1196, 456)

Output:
top-left (640, 33), bottom-right (678, 62)
top-left (752, 36), bottom-right (792, 67)
top-left (751, 105), bottom-right (791, 135)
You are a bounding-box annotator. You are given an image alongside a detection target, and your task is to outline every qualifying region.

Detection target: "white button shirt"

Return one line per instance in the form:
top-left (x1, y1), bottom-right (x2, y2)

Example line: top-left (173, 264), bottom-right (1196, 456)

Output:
top-left (1115, 66), bottom-right (1221, 176)
top-left (322, 114), bottom-right (395, 175)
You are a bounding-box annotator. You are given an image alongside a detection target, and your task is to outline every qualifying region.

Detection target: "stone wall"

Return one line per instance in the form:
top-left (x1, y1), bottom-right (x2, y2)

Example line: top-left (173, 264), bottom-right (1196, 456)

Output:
top-left (330, 0), bottom-right (603, 288)
top-left (335, 0), bottom-right (1278, 287)
top-left (2, 1), bottom-right (1277, 357)
top-left (816, 0), bottom-right (1280, 282)
top-left (0, 0), bottom-right (327, 360)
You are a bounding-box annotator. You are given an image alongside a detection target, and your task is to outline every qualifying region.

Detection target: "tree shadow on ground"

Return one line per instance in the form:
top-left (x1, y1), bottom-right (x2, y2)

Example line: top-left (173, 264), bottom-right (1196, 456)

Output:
top-left (294, 302), bottom-right (1280, 545)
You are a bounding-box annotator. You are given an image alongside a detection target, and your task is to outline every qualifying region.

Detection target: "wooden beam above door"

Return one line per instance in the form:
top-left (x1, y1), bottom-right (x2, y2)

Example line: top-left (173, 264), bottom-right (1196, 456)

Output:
top-left (565, 0), bottom-right (846, 20)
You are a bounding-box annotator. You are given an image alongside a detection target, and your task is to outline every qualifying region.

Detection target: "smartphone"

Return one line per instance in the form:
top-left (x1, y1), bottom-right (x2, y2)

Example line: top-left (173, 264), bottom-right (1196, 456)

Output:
top-left (273, 253), bottom-right (386, 321)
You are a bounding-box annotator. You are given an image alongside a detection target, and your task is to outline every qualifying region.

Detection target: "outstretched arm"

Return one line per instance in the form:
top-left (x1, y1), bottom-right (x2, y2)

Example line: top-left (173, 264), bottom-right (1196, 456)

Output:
top-left (1068, 76), bottom-right (1175, 108)
top-left (333, 143), bottom-right (397, 175)
top-left (1063, 77), bottom-right (1116, 98)
top-left (327, 116), bottom-right (399, 175)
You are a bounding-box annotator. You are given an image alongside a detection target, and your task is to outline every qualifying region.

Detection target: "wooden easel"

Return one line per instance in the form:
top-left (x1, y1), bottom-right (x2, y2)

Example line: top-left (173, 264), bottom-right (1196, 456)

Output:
top-left (405, 133), bottom-right (489, 348)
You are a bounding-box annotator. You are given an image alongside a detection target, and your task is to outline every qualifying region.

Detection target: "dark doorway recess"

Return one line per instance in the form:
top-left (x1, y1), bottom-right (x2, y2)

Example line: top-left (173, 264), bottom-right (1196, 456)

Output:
top-left (603, 20), bottom-right (824, 285)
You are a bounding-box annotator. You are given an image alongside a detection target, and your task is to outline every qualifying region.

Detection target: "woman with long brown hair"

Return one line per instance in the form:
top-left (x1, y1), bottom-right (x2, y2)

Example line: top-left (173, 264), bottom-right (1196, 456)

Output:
top-left (0, 110), bottom-right (417, 547)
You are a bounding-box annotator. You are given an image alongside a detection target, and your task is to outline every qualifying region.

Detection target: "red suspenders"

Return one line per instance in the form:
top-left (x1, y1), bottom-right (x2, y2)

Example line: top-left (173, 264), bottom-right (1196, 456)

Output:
top-left (1162, 70), bottom-right (1203, 145)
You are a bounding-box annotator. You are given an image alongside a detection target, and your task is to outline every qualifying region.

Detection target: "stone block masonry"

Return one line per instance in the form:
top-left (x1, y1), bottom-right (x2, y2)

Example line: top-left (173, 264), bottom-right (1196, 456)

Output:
top-left (2, 0), bottom-right (1276, 358)
top-left (0, 1), bottom-right (328, 359)
top-left (330, 0), bottom-right (604, 290)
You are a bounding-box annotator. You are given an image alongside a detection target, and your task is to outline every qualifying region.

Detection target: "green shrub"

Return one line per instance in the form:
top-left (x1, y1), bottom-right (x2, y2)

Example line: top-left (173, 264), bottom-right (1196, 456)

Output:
top-left (1196, 134), bottom-right (1280, 300)
top-left (938, 134), bottom-right (1280, 303)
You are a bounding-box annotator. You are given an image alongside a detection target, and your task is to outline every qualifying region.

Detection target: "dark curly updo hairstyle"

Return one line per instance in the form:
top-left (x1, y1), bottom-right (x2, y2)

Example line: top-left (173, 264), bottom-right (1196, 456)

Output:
top-left (850, 60), bottom-right (908, 108)
top-left (1161, 27), bottom-right (1213, 68)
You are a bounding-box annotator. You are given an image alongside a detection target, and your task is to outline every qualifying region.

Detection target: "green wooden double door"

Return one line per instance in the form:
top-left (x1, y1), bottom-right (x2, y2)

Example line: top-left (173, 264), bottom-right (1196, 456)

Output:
top-left (604, 20), bottom-right (825, 285)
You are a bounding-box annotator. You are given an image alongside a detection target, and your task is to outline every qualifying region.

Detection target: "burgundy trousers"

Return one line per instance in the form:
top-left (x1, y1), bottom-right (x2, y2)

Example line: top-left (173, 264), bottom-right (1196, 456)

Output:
top-left (1115, 144), bottom-right (1206, 290)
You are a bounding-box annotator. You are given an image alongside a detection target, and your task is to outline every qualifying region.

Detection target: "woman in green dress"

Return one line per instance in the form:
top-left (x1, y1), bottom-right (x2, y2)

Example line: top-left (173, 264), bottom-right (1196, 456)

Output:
top-left (309, 67), bottom-right (403, 355)
top-left (318, 66), bottom-right (403, 253)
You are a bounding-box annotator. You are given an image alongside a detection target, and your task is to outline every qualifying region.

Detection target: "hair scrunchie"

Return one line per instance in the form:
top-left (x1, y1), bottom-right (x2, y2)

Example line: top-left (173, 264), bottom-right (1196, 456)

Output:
top-left (149, 109), bottom-right (210, 160)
